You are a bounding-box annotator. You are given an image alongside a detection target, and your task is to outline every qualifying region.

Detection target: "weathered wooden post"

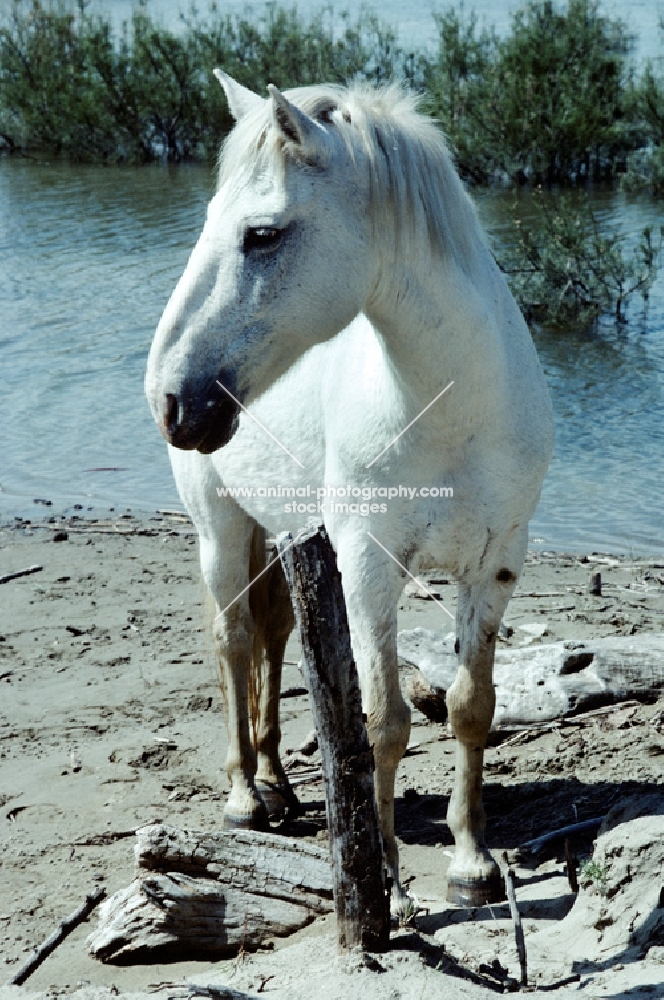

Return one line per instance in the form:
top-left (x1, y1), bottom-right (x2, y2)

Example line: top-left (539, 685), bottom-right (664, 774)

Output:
top-left (277, 525), bottom-right (390, 953)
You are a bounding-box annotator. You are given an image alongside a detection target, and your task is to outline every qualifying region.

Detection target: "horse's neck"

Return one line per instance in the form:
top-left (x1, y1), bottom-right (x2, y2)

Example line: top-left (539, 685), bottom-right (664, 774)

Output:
top-left (366, 241), bottom-right (505, 412)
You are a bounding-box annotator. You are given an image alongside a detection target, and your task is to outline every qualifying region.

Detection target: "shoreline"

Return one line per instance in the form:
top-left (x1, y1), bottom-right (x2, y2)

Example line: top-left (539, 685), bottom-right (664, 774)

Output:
top-left (2, 500), bottom-right (663, 562)
top-left (0, 509), bottom-right (662, 998)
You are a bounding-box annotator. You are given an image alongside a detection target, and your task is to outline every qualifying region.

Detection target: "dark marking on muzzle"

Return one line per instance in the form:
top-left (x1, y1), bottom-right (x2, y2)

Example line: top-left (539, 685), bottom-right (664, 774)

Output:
top-left (196, 377), bottom-right (241, 454)
top-left (159, 372), bottom-right (241, 453)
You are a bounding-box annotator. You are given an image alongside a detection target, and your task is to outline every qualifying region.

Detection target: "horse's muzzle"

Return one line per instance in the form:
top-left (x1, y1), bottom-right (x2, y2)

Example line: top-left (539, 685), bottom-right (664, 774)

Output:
top-left (159, 376), bottom-right (241, 453)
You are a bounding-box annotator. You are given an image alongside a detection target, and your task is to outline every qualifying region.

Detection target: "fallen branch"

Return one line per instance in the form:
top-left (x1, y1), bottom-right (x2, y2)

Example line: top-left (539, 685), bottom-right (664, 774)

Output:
top-left (495, 701), bottom-right (644, 748)
top-left (398, 631), bottom-right (664, 727)
top-left (512, 591), bottom-right (567, 598)
top-left (560, 700), bottom-right (642, 725)
top-left (146, 986), bottom-right (258, 1000)
top-left (495, 721), bottom-right (561, 748)
top-left (8, 886), bottom-right (105, 985)
top-left (518, 817), bottom-right (604, 859)
top-left (289, 770), bottom-right (323, 787)
top-left (0, 564), bottom-right (43, 585)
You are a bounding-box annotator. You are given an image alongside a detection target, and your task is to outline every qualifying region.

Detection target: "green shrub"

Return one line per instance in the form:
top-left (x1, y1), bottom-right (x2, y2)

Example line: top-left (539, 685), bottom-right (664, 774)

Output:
top-left (499, 191), bottom-right (662, 329)
top-left (420, 8), bottom-right (499, 184)
top-left (621, 59), bottom-right (664, 195)
top-left (496, 0), bottom-right (635, 183)
top-left (622, 145), bottom-right (664, 197)
top-left (0, 0), bottom-right (403, 161)
top-left (0, 0), bottom-right (660, 186)
top-left (426, 1), bottom-right (639, 185)
top-left (579, 859), bottom-right (608, 892)
top-left (0, 0), bottom-right (118, 157)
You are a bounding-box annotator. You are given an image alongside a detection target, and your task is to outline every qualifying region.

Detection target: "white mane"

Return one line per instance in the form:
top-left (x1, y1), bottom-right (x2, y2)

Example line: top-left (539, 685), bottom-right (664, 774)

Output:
top-left (217, 82), bottom-right (488, 270)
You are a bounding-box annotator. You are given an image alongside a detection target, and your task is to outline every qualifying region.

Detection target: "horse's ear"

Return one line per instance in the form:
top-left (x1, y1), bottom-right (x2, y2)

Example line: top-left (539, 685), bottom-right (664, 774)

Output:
top-left (213, 69), bottom-right (263, 121)
top-left (267, 84), bottom-right (324, 160)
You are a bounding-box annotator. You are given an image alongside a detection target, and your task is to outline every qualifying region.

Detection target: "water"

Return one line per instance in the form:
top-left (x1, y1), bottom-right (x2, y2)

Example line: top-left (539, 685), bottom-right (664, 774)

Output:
top-left (478, 188), bottom-right (664, 555)
top-left (0, 160), bottom-right (215, 514)
top-left (1, 1), bottom-right (663, 554)
top-left (2, 158), bottom-right (663, 553)
top-left (79, 1), bottom-right (664, 63)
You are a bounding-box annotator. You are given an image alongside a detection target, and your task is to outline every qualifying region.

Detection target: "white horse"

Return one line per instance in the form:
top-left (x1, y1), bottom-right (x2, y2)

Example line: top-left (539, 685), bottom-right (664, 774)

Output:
top-left (145, 73), bottom-right (554, 910)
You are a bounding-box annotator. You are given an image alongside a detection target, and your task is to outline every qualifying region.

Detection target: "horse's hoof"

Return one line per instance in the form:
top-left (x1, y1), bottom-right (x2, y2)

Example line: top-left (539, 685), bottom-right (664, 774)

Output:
top-left (446, 867), bottom-right (505, 906)
top-left (222, 796), bottom-right (270, 832)
top-left (255, 779), bottom-right (300, 820)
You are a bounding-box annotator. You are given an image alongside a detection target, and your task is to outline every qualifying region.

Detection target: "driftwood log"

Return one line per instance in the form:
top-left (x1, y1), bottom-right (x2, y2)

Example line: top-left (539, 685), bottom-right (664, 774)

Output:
top-left (399, 631), bottom-right (664, 727)
top-left (87, 825), bottom-right (333, 962)
top-left (278, 526), bottom-right (390, 953)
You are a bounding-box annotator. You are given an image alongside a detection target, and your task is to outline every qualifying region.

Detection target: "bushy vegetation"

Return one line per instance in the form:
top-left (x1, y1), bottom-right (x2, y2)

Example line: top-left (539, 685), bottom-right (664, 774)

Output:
top-left (0, 0), bottom-right (402, 161)
top-left (425, 0), bottom-right (643, 185)
top-left (0, 0), bottom-right (658, 174)
top-left (621, 60), bottom-right (664, 196)
top-left (498, 192), bottom-right (662, 329)
top-left (1, 0), bottom-right (662, 332)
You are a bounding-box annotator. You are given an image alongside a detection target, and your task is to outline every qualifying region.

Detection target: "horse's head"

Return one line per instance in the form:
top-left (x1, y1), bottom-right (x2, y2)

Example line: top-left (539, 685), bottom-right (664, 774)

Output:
top-left (146, 73), bottom-right (377, 453)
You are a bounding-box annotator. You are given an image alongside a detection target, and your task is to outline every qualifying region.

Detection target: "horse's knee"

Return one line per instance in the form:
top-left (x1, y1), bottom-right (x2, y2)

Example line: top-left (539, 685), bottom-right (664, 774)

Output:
top-left (366, 696), bottom-right (411, 773)
top-left (446, 669), bottom-right (495, 746)
top-left (213, 600), bottom-right (255, 653)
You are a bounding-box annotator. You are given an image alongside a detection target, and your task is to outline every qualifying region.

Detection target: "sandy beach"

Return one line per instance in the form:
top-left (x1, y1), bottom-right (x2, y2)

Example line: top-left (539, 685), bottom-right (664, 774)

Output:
top-left (1, 507), bottom-right (663, 999)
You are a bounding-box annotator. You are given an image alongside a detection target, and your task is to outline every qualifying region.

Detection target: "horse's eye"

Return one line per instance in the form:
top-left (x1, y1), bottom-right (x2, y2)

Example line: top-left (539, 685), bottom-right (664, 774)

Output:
top-left (243, 227), bottom-right (282, 254)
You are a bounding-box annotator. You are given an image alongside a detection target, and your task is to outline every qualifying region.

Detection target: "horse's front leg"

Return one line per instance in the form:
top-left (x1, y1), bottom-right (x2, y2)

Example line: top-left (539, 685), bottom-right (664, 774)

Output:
top-left (214, 604), bottom-right (269, 829)
top-left (335, 535), bottom-right (411, 913)
top-left (200, 525), bottom-right (269, 832)
top-left (445, 538), bottom-right (524, 905)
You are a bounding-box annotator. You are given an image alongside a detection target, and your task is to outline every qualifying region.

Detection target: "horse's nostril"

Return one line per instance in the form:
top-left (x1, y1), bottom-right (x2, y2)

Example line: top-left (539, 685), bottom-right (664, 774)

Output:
top-left (164, 393), bottom-right (180, 435)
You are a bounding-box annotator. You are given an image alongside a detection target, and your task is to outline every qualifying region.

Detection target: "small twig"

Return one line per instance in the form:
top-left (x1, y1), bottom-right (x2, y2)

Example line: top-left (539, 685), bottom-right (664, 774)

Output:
top-left (0, 564), bottom-right (43, 585)
top-left (71, 829), bottom-right (138, 846)
top-left (561, 700), bottom-right (641, 725)
top-left (564, 838), bottom-right (579, 894)
top-left (7, 886), bottom-right (106, 985)
top-left (72, 819), bottom-right (163, 846)
top-left (497, 721), bottom-right (561, 748)
top-left (501, 853), bottom-right (527, 987)
top-left (511, 590), bottom-right (566, 598)
top-left (289, 770), bottom-right (323, 787)
top-left (156, 509), bottom-right (191, 520)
